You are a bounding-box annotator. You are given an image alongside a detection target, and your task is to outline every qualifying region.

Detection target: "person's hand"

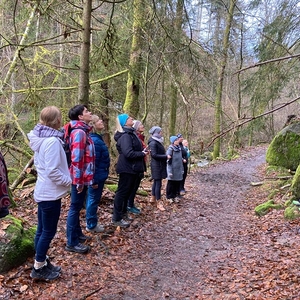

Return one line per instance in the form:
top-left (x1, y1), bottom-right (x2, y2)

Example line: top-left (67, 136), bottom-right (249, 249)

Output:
top-left (183, 159), bottom-right (187, 163)
top-left (142, 148), bottom-right (149, 155)
top-left (167, 155), bottom-right (172, 159)
top-left (76, 184), bottom-right (84, 193)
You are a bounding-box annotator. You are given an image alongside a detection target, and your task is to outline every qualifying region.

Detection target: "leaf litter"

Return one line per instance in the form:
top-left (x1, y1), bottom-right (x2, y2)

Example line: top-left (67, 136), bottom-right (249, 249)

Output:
top-left (2, 145), bottom-right (300, 299)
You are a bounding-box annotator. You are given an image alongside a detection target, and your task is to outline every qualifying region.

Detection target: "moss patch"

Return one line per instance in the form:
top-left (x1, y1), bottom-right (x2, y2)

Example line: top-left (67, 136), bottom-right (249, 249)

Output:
top-left (0, 215), bottom-right (36, 273)
top-left (266, 122), bottom-right (300, 170)
top-left (254, 200), bottom-right (282, 216)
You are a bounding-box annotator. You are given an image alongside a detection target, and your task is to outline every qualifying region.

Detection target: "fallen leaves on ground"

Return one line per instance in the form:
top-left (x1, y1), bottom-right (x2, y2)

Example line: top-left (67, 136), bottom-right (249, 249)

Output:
top-left (1, 145), bottom-right (300, 299)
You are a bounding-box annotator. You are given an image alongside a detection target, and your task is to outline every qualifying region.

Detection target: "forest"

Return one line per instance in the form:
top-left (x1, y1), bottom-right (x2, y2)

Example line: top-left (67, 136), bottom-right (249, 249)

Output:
top-left (0, 0), bottom-right (300, 185)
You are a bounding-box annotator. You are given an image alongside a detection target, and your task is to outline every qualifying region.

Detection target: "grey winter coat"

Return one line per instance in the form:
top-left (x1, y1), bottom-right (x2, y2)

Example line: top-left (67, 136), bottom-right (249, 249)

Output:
top-left (166, 144), bottom-right (184, 181)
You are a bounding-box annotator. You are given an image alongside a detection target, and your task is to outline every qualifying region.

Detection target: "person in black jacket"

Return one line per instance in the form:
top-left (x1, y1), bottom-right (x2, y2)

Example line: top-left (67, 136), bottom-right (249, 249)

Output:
top-left (148, 126), bottom-right (167, 211)
top-left (112, 114), bottom-right (148, 228)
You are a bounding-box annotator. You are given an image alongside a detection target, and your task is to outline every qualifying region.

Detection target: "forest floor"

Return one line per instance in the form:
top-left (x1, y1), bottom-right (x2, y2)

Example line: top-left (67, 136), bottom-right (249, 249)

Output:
top-left (1, 145), bottom-right (300, 300)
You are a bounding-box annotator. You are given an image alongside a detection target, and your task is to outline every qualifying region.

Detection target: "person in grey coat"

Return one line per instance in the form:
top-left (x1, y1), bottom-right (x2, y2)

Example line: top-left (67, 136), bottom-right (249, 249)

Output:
top-left (166, 136), bottom-right (184, 202)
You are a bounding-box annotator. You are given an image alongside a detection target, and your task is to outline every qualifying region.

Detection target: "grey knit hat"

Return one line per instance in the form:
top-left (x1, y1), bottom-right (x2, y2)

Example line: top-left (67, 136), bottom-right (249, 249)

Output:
top-left (149, 126), bottom-right (162, 135)
top-left (132, 120), bottom-right (142, 131)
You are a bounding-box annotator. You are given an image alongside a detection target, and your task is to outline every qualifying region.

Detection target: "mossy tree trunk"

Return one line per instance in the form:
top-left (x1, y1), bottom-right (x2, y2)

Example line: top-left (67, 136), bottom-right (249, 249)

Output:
top-left (123, 0), bottom-right (144, 118)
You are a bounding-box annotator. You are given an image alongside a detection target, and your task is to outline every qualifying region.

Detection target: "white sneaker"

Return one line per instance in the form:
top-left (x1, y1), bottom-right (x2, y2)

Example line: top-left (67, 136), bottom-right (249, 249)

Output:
top-left (86, 224), bottom-right (105, 233)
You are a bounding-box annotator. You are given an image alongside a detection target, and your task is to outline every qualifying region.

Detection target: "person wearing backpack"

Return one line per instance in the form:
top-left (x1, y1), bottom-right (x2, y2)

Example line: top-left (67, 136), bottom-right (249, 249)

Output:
top-left (112, 114), bottom-right (148, 228)
top-left (65, 105), bottom-right (95, 254)
top-left (27, 106), bottom-right (72, 281)
top-left (85, 115), bottom-right (110, 233)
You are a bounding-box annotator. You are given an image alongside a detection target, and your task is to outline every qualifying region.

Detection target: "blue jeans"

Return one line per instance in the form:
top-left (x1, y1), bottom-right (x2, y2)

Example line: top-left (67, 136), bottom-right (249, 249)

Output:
top-left (66, 184), bottom-right (87, 246)
top-left (35, 199), bottom-right (61, 262)
top-left (86, 181), bottom-right (105, 230)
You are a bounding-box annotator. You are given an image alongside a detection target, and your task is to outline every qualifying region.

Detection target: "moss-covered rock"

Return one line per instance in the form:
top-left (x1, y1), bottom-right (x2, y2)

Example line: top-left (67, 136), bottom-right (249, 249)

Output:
top-left (291, 164), bottom-right (300, 198)
top-left (0, 215), bottom-right (36, 273)
top-left (266, 122), bottom-right (300, 171)
top-left (254, 200), bottom-right (282, 216)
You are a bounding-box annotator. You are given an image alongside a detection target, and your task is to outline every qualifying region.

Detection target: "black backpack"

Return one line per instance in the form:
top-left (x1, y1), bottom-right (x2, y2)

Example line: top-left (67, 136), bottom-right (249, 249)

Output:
top-left (62, 123), bottom-right (87, 167)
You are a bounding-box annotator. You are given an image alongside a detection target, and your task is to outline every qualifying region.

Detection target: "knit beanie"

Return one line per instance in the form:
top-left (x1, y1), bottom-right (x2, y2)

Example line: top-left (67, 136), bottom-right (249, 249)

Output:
top-left (118, 114), bottom-right (129, 127)
top-left (132, 120), bottom-right (142, 131)
top-left (177, 133), bottom-right (183, 138)
top-left (170, 136), bottom-right (178, 144)
top-left (149, 126), bottom-right (162, 135)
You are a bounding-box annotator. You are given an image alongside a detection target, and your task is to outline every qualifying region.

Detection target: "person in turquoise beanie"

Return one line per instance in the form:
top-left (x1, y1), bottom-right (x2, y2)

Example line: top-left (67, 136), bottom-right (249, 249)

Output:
top-left (112, 113), bottom-right (148, 227)
top-left (117, 113), bottom-right (129, 128)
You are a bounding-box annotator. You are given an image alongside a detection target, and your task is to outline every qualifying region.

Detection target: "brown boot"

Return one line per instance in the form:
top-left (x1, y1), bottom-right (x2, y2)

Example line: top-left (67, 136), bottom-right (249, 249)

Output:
top-left (150, 195), bottom-right (156, 203)
top-left (157, 201), bottom-right (165, 211)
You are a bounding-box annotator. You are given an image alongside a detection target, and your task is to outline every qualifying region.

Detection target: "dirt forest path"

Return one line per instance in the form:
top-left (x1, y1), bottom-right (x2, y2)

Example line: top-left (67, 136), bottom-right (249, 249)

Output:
top-left (3, 145), bottom-right (300, 299)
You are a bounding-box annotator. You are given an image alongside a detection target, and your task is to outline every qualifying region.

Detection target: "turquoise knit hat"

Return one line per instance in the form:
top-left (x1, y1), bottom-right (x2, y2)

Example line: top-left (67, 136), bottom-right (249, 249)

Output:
top-left (118, 114), bottom-right (129, 127)
top-left (170, 136), bottom-right (178, 144)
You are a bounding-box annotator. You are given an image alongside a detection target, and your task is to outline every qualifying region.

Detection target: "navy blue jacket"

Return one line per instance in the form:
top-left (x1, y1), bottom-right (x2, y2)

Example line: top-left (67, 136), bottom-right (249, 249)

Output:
top-left (90, 132), bottom-right (110, 182)
top-left (148, 137), bottom-right (167, 180)
top-left (114, 127), bottom-right (145, 174)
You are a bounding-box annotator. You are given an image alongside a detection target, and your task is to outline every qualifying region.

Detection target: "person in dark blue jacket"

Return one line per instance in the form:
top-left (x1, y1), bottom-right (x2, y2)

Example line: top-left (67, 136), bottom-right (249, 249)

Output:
top-left (148, 126), bottom-right (167, 211)
top-left (112, 114), bottom-right (148, 228)
top-left (85, 115), bottom-right (110, 233)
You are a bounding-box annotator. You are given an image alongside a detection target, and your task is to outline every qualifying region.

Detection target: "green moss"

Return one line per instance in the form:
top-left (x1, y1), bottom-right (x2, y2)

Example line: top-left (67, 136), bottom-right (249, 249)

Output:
top-left (106, 184), bottom-right (118, 192)
top-left (291, 164), bottom-right (300, 198)
top-left (284, 206), bottom-right (300, 220)
top-left (266, 123), bottom-right (300, 170)
top-left (136, 189), bottom-right (148, 196)
top-left (0, 216), bottom-right (36, 272)
top-left (254, 200), bottom-right (282, 216)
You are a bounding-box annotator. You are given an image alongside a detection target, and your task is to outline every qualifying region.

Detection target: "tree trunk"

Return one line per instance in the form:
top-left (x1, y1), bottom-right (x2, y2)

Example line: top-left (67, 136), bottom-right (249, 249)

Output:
top-left (213, 0), bottom-right (237, 159)
top-left (123, 0), bottom-right (144, 117)
top-left (78, 0), bottom-right (92, 106)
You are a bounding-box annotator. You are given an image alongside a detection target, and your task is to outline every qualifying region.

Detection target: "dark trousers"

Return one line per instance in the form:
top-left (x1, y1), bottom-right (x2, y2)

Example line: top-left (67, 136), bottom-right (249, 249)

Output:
top-left (35, 199), bottom-right (61, 262)
top-left (166, 180), bottom-right (181, 199)
top-left (152, 179), bottom-right (162, 200)
top-left (127, 174), bottom-right (143, 208)
top-left (180, 163), bottom-right (188, 191)
top-left (113, 173), bottom-right (139, 222)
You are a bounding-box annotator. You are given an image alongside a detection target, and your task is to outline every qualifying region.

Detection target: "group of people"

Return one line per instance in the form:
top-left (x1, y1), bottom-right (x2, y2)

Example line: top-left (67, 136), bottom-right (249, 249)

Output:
top-left (27, 105), bottom-right (111, 281)
top-left (113, 114), bottom-right (190, 220)
top-left (1, 105), bottom-right (190, 282)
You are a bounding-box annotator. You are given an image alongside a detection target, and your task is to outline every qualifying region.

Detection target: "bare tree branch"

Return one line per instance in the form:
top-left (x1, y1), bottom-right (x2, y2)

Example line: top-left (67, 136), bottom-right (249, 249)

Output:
top-left (206, 95), bottom-right (300, 149)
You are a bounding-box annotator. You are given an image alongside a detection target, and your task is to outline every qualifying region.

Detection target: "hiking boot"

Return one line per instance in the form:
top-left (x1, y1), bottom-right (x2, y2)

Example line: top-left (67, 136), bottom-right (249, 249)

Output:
top-left (180, 189), bottom-right (186, 195)
top-left (123, 214), bottom-right (133, 222)
top-left (149, 195), bottom-right (156, 203)
top-left (174, 197), bottom-right (181, 203)
top-left (78, 234), bottom-right (92, 243)
top-left (127, 206), bottom-right (141, 215)
top-left (65, 243), bottom-right (90, 254)
top-left (46, 257), bottom-right (61, 273)
top-left (86, 224), bottom-right (105, 233)
top-left (166, 198), bottom-right (174, 204)
top-left (112, 219), bottom-right (130, 228)
top-left (30, 265), bottom-right (60, 281)
top-left (157, 202), bottom-right (165, 211)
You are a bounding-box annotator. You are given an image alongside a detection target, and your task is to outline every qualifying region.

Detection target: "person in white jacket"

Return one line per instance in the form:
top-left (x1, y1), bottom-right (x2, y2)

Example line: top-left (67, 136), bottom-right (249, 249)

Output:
top-left (27, 106), bottom-right (72, 281)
